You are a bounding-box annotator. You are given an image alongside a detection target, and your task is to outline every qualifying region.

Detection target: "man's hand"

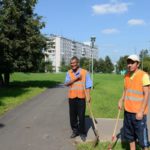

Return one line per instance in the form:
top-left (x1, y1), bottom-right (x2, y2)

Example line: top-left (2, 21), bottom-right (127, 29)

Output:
top-left (86, 96), bottom-right (91, 103)
top-left (64, 74), bottom-right (81, 86)
top-left (136, 111), bottom-right (144, 120)
top-left (118, 98), bottom-right (123, 110)
top-left (76, 74), bottom-right (81, 80)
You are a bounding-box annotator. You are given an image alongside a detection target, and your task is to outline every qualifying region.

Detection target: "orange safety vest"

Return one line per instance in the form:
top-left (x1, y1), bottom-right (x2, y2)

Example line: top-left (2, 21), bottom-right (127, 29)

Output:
top-left (68, 69), bottom-right (87, 99)
top-left (124, 70), bottom-right (148, 114)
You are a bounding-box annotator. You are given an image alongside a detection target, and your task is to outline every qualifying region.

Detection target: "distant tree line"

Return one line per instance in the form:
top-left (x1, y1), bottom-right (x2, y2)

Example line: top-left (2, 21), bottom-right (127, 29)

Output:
top-left (60, 56), bottom-right (114, 73)
top-left (116, 49), bottom-right (150, 74)
top-left (60, 49), bottom-right (150, 75)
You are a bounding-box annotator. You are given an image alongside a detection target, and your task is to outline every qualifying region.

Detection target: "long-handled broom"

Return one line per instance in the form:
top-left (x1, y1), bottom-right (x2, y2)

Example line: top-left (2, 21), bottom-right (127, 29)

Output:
top-left (107, 109), bottom-right (121, 150)
top-left (83, 85), bottom-right (99, 147)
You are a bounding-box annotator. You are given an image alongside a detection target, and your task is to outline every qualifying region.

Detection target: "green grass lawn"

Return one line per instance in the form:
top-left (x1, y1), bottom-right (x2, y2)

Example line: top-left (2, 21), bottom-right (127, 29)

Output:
top-left (0, 72), bottom-right (65, 115)
top-left (90, 73), bottom-right (124, 118)
top-left (0, 72), bottom-right (124, 117)
top-left (76, 142), bottom-right (141, 150)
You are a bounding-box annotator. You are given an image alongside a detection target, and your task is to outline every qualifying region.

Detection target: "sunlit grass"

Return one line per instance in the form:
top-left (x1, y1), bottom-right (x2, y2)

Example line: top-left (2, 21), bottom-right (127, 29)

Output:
top-left (0, 73), bottom-right (124, 118)
top-left (0, 72), bottom-right (65, 115)
top-left (77, 141), bottom-right (141, 150)
top-left (89, 73), bottom-right (124, 118)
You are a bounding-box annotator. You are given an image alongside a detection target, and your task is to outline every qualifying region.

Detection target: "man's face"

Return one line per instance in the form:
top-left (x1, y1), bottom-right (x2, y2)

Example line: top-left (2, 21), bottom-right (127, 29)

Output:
top-left (127, 59), bottom-right (139, 72)
top-left (70, 59), bottom-right (79, 70)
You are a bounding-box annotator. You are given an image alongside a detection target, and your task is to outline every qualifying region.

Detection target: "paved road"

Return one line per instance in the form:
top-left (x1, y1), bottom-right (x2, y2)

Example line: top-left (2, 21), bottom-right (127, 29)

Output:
top-left (0, 85), bottom-right (75, 150)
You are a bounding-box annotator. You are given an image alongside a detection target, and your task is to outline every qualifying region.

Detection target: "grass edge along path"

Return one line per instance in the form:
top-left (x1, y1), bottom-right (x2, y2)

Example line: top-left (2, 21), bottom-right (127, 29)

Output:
top-left (0, 72), bottom-right (65, 116)
top-left (76, 142), bottom-right (142, 150)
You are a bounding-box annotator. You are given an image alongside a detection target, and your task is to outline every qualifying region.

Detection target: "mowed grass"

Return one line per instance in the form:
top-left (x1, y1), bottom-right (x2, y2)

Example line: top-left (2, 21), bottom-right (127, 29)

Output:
top-left (0, 72), bottom-right (124, 118)
top-left (0, 72), bottom-right (65, 115)
top-left (90, 73), bottom-right (124, 118)
top-left (77, 142), bottom-right (141, 150)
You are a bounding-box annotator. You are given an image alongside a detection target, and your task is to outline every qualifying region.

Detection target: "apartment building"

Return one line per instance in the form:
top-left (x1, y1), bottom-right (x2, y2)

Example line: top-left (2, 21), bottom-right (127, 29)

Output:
top-left (44, 34), bottom-right (99, 72)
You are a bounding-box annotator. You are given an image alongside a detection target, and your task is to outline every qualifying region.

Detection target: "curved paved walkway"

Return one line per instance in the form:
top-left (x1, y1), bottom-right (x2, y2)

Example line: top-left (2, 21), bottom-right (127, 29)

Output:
top-left (0, 85), bottom-right (75, 150)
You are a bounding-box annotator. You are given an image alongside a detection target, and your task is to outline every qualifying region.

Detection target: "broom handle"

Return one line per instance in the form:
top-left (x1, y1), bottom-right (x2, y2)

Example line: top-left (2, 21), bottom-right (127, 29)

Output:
top-left (83, 84), bottom-right (97, 128)
top-left (112, 109), bottom-right (121, 139)
top-left (87, 101), bottom-right (97, 127)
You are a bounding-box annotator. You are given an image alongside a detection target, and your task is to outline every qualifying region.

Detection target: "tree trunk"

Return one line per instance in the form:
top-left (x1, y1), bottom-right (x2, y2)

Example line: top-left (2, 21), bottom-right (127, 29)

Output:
top-left (0, 73), bottom-right (4, 86)
top-left (4, 72), bottom-right (10, 86)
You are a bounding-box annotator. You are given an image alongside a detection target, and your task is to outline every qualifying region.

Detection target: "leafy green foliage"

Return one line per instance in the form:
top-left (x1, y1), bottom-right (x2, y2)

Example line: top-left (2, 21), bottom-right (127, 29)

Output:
top-left (77, 142), bottom-right (141, 150)
top-left (0, 0), bottom-right (46, 85)
top-left (80, 57), bottom-right (90, 71)
top-left (116, 55), bottom-right (128, 73)
top-left (143, 56), bottom-right (150, 74)
top-left (59, 57), bottom-right (70, 72)
top-left (79, 57), bottom-right (114, 73)
top-left (104, 56), bottom-right (114, 73)
top-left (0, 72), bottom-right (65, 115)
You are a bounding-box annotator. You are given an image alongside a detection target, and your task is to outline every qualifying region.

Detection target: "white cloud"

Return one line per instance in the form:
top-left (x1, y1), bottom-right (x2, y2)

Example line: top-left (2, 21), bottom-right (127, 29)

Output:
top-left (101, 28), bottom-right (119, 34)
top-left (83, 41), bottom-right (91, 46)
top-left (128, 19), bottom-right (146, 26)
top-left (92, 3), bottom-right (129, 15)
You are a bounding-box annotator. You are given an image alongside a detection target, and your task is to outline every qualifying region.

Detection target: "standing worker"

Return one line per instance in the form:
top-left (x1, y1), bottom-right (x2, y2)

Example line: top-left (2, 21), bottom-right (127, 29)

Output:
top-left (64, 56), bottom-right (92, 141)
top-left (118, 54), bottom-right (150, 150)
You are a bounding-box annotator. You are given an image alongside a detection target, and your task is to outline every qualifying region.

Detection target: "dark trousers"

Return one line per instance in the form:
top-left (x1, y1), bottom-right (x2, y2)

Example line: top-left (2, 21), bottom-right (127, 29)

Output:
top-left (123, 111), bottom-right (149, 148)
top-left (69, 98), bottom-right (86, 135)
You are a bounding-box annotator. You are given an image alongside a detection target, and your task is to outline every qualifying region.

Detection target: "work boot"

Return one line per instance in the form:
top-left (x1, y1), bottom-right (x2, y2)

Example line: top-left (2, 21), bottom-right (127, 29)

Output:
top-left (80, 134), bottom-right (86, 142)
top-left (70, 132), bottom-right (79, 138)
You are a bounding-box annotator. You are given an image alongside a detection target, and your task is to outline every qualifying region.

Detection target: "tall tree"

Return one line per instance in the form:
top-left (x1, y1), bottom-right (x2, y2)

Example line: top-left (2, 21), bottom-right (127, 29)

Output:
top-left (98, 58), bottom-right (106, 73)
top-left (59, 57), bottom-right (70, 72)
top-left (116, 55), bottom-right (128, 73)
top-left (104, 56), bottom-right (114, 73)
top-left (139, 49), bottom-right (149, 60)
top-left (80, 57), bottom-right (90, 71)
top-left (142, 56), bottom-right (150, 74)
top-left (0, 0), bottom-right (46, 86)
top-left (139, 49), bottom-right (149, 70)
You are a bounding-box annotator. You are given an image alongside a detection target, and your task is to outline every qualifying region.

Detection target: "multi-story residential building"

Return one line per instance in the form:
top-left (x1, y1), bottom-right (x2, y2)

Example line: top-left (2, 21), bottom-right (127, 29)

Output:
top-left (44, 34), bottom-right (99, 72)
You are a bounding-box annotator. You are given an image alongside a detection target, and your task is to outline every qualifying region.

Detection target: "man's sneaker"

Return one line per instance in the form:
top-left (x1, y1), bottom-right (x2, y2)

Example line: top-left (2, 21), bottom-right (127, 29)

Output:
top-left (80, 134), bottom-right (86, 141)
top-left (70, 132), bottom-right (79, 138)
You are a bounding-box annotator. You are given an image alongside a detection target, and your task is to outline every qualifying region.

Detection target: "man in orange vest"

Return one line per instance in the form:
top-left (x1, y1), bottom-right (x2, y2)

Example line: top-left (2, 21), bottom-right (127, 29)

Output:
top-left (64, 56), bottom-right (92, 141)
top-left (118, 54), bottom-right (150, 150)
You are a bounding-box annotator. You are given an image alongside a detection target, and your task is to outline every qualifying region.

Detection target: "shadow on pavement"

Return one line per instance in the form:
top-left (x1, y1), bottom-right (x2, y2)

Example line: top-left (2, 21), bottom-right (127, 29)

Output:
top-left (85, 116), bottom-right (94, 135)
top-left (0, 123), bottom-right (5, 128)
top-left (0, 80), bottom-right (61, 106)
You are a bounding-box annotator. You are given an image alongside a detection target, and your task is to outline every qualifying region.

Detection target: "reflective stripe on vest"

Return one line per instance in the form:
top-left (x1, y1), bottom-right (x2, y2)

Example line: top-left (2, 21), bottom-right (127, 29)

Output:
top-left (124, 70), bottom-right (148, 114)
top-left (126, 89), bottom-right (143, 95)
top-left (125, 95), bottom-right (143, 101)
top-left (68, 69), bottom-right (87, 99)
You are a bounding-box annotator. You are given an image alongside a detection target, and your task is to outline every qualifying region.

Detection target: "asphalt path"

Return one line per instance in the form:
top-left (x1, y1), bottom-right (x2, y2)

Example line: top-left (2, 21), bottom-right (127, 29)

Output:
top-left (0, 84), bottom-right (150, 149)
top-left (0, 84), bottom-right (75, 150)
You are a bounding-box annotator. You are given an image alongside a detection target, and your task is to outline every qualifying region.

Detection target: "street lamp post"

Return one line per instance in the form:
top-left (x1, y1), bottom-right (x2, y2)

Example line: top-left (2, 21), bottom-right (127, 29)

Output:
top-left (90, 36), bottom-right (96, 89)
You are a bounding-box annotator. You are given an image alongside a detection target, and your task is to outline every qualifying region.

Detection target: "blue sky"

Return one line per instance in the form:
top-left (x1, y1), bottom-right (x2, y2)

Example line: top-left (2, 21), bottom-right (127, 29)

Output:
top-left (35, 0), bottom-right (150, 63)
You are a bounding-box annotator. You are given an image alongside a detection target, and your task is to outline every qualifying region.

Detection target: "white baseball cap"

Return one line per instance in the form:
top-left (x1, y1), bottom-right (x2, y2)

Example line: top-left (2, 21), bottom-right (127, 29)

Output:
top-left (127, 54), bottom-right (140, 62)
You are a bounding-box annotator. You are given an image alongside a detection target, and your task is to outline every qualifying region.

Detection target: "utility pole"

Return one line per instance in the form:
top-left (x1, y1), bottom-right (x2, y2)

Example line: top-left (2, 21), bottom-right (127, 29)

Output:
top-left (90, 36), bottom-right (96, 89)
top-left (142, 52), bottom-right (143, 70)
